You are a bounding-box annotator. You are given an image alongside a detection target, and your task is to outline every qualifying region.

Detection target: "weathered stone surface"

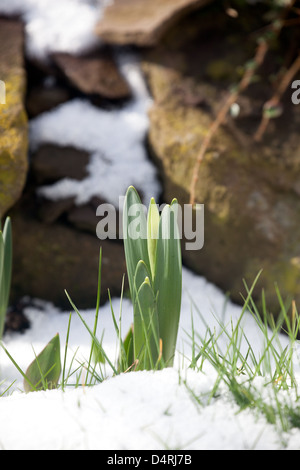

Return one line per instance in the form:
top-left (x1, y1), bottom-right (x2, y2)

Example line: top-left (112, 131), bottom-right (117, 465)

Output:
top-left (37, 196), bottom-right (75, 224)
top-left (67, 203), bottom-right (99, 233)
top-left (5, 300), bottom-right (31, 334)
top-left (67, 196), bottom-right (122, 238)
top-left (52, 49), bottom-right (131, 100)
top-left (143, 6), bottom-right (300, 315)
top-left (95, 0), bottom-right (213, 46)
top-left (25, 58), bottom-right (74, 117)
top-left (26, 84), bottom-right (71, 118)
top-left (31, 144), bottom-right (90, 184)
top-left (0, 19), bottom-right (28, 218)
top-left (8, 194), bottom-right (127, 309)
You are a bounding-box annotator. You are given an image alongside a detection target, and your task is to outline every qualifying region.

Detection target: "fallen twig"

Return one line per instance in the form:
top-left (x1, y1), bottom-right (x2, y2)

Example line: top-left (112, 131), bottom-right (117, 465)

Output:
top-left (189, 39), bottom-right (268, 206)
top-left (189, 0), bottom-right (296, 206)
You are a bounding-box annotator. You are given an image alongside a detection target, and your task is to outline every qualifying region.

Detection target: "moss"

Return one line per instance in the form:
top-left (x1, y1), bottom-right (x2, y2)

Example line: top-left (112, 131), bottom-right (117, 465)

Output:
top-left (0, 71), bottom-right (28, 217)
top-left (205, 59), bottom-right (236, 81)
top-left (143, 11), bottom-right (300, 319)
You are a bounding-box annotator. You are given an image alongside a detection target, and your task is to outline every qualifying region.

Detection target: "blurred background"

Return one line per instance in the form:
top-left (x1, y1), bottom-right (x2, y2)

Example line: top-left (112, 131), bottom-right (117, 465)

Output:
top-left (0, 0), bottom-right (300, 330)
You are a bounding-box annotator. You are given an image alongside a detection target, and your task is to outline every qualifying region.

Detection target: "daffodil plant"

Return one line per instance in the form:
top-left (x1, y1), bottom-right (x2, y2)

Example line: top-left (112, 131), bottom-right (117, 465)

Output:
top-left (0, 217), bottom-right (12, 340)
top-left (123, 186), bottom-right (182, 370)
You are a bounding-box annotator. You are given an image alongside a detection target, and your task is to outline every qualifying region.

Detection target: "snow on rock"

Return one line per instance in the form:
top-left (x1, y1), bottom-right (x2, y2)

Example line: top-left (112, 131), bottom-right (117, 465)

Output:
top-left (29, 51), bottom-right (160, 206)
top-left (0, 0), bottom-right (110, 60)
top-left (0, 0), bottom-right (161, 206)
top-left (1, 0), bottom-right (300, 452)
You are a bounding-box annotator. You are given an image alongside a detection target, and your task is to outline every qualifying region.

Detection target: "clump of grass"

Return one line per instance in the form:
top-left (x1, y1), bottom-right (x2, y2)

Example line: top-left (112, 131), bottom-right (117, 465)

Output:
top-left (186, 271), bottom-right (300, 437)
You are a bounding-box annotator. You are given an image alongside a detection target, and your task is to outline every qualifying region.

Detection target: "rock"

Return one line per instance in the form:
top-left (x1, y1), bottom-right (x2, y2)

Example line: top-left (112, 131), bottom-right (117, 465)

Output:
top-left (8, 193), bottom-right (127, 309)
top-left (52, 49), bottom-right (131, 100)
top-left (26, 84), bottom-right (71, 118)
top-left (25, 58), bottom-right (74, 117)
top-left (37, 196), bottom-right (75, 224)
top-left (5, 300), bottom-right (31, 334)
top-left (143, 5), bottom-right (300, 316)
top-left (95, 0), bottom-right (213, 46)
top-left (31, 144), bottom-right (90, 184)
top-left (67, 196), bottom-right (122, 238)
top-left (0, 19), bottom-right (28, 218)
top-left (67, 203), bottom-right (99, 233)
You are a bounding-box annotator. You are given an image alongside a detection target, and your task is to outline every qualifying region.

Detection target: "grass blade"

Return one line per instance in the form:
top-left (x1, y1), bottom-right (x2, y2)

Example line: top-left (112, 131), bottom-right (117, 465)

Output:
top-left (65, 289), bottom-right (118, 375)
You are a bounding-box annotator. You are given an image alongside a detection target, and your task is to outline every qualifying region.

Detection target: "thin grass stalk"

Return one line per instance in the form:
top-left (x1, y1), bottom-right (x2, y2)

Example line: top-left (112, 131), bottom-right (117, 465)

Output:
top-left (62, 347), bottom-right (81, 387)
top-left (242, 280), bottom-right (297, 383)
top-left (107, 288), bottom-right (129, 372)
top-left (86, 247), bottom-right (103, 383)
top-left (65, 289), bottom-right (118, 376)
top-left (0, 380), bottom-right (16, 397)
top-left (61, 312), bottom-right (72, 391)
top-left (0, 343), bottom-right (37, 391)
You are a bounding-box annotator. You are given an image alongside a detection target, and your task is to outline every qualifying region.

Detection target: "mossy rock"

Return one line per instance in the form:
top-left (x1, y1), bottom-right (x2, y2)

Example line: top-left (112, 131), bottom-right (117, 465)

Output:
top-left (0, 19), bottom-right (28, 218)
top-left (8, 195), bottom-right (127, 309)
top-left (142, 4), bottom-right (300, 318)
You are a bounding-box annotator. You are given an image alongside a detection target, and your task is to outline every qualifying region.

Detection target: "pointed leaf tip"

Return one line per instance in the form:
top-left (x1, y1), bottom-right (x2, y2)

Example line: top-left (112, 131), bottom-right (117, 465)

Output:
top-left (24, 334), bottom-right (61, 392)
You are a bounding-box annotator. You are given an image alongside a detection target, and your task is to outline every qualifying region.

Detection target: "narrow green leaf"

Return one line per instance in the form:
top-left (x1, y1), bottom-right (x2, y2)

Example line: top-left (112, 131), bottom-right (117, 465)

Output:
top-left (62, 312), bottom-right (72, 390)
top-left (1, 342), bottom-right (37, 391)
top-left (0, 235), bottom-right (4, 307)
top-left (134, 259), bottom-right (152, 292)
top-left (154, 201), bottom-right (182, 367)
top-left (123, 186), bottom-right (150, 305)
top-left (2, 217), bottom-right (12, 306)
top-left (65, 289), bottom-right (118, 375)
top-left (92, 330), bottom-right (106, 365)
top-left (89, 247), bottom-right (105, 369)
top-left (134, 277), bottom-right (160, 370)
top-left (0, 217), bottom-right (12, 339)
top-left (147, 197), bottom-right (160, 279)
top-left (24, 334), bottom-right (61, 392)
top-left (132, 260), bottom-right (156, 366)
top-left (122, 324), bottom-right (134, 369)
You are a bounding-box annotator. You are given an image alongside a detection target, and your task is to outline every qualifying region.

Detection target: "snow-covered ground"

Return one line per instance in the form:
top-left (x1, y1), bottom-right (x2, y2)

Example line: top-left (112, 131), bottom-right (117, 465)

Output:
top-left (1, 267), bottom-right (300, 450)
top-left (1, 0), bottom-right (300, 451)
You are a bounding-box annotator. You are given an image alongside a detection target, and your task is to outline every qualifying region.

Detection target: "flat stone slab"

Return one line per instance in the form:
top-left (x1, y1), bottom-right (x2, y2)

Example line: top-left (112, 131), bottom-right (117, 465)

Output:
top-left (31, 143), bottom-right (90, 184)
top-left (95, 0), bottom-right (213, 46)
top-left (52, 49), bottom-right (131, 99)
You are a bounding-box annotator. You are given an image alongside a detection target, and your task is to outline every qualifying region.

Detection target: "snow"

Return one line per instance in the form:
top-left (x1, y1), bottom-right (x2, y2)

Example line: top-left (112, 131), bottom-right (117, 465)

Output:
top-left (0, 0), bottom-right (110, 60)
top-left (1, 267), bottom-right (300, 450)
top-left (1, 0), bottom-right (300, 451)
top-left (1, 0), bottom-right (160, 207)
top-left (29, 51), bottom-right (160, 206)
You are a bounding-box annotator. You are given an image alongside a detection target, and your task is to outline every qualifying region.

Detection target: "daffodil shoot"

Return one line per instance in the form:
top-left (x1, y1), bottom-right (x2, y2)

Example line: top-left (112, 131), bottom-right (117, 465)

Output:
top-left (123, 186), bottom-right (182, 370)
